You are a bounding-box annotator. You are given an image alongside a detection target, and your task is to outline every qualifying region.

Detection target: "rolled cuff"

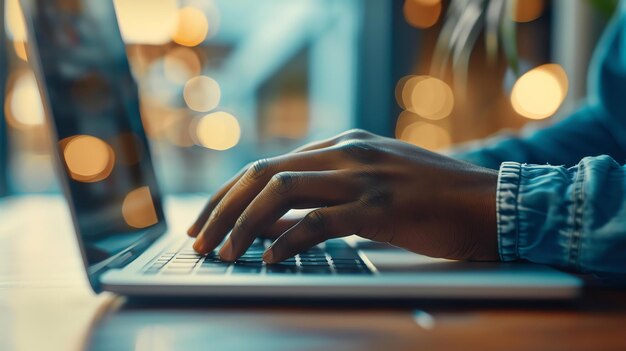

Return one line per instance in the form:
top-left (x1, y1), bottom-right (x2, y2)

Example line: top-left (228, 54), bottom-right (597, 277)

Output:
top-left (496, 162), bottom-right (578, 267)
top-left (496, 162), bottom-right (522, 261)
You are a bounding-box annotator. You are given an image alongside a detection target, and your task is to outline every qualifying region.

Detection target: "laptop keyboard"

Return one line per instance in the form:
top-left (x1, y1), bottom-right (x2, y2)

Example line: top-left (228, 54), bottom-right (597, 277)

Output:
top-left (142, 238), bottom-right (372, 276)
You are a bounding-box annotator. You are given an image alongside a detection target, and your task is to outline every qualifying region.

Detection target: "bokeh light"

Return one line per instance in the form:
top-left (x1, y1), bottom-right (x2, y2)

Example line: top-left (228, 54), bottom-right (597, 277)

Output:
top-left (140, 99), bottom-right (181, 140)
top-left (6, 71), bottom-right (45, 129)
top-left (512, 0), bottom-right (544, 23)
top-left (172, 6), bottom-right (209, 47)
top-left (122, 186), bottom-right (159, 229)
top-left (13, 41), bottom-right (28, 61)
top-left (166, 115), bottom-right (196, 148)
top-left (61, 135), bottom-right (116, 183)
top-left (113, 0), bottom-right (178, 45)
top-left (6, 0), bottom-right (27, 41)
top-left (399, 75), bottom-right (454, 120)
top-left (195, 111), bottom-right (241, 150)
top-left (511, 63), bottom-right (568, 120)
top-left (183, 76), bottom-right (221, 112)
top-left (395, 111), bottom-right (420, 139)
top-left (164, 47), bottom-right (202, 85)
top-left (403, 0), bottom-right (442, 29)
top-left (400, 121), bottom-right (451, 150)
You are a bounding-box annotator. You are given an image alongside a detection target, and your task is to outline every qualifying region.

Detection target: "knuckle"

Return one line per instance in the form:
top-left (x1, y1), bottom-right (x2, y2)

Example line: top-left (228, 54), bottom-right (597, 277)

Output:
top-left (247, 158), bottom-right (271, 180)
top-left (269, 172), bottom-right (298, 195)
top-left (209, 202), bottom-right (224, 224)
top-left (342, 128), bottom-right (371, 140)
top-left (358, 187), bottom-right (392, 208)
top-left (354, 168), bottom-right (378, 184)
top-left (235, 211), bottom-right (250, 232)
top-left (303, 210), bottom-right (328, 235)
top-left (336, 140), bottom-right (379, 163)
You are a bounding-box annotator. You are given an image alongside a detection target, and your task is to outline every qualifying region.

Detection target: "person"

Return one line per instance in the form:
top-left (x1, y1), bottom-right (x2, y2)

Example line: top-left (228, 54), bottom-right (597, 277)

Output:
top-left (188, 1), bottom-right (626, 281)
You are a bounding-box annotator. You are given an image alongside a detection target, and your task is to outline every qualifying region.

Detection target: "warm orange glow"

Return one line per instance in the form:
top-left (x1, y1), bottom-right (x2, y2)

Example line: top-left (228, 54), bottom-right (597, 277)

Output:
top-left (113, 0), bottom-right (178, 44)
top-left (265, 95), bottom-right (309, 139)
top-left (512, 0), bottom-right (544, 23)
top-left (172, 7), bottom-right (209, 47)
top-left (511, 64), bottom-right (568, 120)
top-left (6, 71), bottom-right (45, 129)
top-left (6, 0), bottom-right (27, 41)
top-left (195, 111), bottom-right (241, 151)
top-left (165, 114), bottom-right (195, 148)
top-left (13, 41), bottom-right (28, 61)
top-left (122, 186), bottom-right (159, 229)
top-left (139, 99), bottom-right (181, 140)
top-left (62, 135), bottom-right (116, 183)
top-left (403, 0), bottom-right (442, 29)
top-left (401, 76), bottom-right (454, 120)
top-left (401, 121), bottom-right (451, 151)
top-left (164, 47), bottom-right (202, 85)
top-left (395, 75), bottom-right (414, 110)
top-left (183, 76), bottom-right (221, 112)
top-left (395, 111), bottom-right (420, 139)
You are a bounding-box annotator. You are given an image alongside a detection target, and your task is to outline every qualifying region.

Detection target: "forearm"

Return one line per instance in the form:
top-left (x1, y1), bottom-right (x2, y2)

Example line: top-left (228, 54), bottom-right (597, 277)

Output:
top-left (496, 155), bottom-right (626, 281)
top-left (451, 104), bottom-right (626, 169)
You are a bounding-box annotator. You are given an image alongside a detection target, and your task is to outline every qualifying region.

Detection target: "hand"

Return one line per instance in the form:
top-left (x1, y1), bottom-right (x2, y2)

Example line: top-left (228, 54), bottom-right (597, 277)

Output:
top-left (188, 129), bottom-right (499, 263)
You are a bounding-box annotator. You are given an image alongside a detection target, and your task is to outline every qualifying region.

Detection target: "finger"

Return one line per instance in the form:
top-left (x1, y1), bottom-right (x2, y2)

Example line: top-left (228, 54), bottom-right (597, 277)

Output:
top-left (193, 148), bottom-right (348, 254)
top-left (187, 165), bottom-right (250, 237)
top-left (186, 130), bottom-right (366, 236)
top-left (262, 203), bottom-right (363, 264)
top-left (218, 171), bottom-right (362, 261)
top-left (259, 211), bottom-right (309, 239)
top-left (292, 129), bottom-right (373, 153)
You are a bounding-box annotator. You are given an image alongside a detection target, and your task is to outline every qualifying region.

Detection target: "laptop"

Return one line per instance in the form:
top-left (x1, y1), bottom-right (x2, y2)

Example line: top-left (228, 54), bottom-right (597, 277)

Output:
top-left (21, 0), bottom-right (582, 299)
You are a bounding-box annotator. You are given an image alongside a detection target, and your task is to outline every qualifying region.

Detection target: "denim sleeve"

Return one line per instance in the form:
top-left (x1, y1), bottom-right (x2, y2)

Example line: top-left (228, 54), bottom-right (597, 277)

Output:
top-left (497, 156), bottom-right (626, 280)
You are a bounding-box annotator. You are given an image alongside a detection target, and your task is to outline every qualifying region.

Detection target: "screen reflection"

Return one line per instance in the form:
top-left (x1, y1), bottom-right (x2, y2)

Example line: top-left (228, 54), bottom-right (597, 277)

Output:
top-left (24, 0), bottom-right (165, 267)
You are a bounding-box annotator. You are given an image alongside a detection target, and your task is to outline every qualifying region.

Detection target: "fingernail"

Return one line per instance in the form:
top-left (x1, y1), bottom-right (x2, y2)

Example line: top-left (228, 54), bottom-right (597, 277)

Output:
top-left (263, 248), bottom-right (275, 263)
top-left (218, 238), bottom-right (234, 261)
top-left (193, 233), bottom-right (207, 253)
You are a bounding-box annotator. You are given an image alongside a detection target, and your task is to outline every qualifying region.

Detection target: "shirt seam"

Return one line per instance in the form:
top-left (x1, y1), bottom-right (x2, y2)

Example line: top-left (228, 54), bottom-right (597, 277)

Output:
top-left (568, 162), bottom-right (585, 270)
top-left (515, 164), bottom-right (523, 259)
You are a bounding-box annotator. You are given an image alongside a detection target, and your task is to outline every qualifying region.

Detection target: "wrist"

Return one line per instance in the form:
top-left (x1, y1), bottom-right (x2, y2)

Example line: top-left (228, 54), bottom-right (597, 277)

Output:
top-left (453, 166), bottom-right (499, 261)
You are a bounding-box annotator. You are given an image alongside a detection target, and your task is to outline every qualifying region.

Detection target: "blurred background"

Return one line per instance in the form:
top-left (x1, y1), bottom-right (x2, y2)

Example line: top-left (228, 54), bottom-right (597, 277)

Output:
top-left (0, 0), bottom-right (619, 196)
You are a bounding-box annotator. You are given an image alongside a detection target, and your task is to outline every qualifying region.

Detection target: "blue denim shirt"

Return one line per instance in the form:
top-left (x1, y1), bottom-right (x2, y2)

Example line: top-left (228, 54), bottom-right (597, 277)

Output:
top-left (453, 1), bottom-right (626, 281)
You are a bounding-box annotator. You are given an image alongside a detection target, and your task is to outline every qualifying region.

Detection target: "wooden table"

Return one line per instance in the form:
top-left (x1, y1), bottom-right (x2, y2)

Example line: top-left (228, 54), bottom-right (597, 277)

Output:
top-left (1, 195), bottom-right (625, 351)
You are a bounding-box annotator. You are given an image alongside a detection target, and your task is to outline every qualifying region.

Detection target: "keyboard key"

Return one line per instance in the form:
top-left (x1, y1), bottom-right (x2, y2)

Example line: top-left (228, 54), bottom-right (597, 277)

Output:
top-left (328, 251), bottom-right (359, 259)
top-left (231, 265), bottom-right (262, 274)
top-left (299, 257), bottom-right (329, 262)
top-left (332, 258), bottom-right (363, 265)
top-left (201, 261), bottom-right (230, 267)
top-left (300, 261), bottom-right (330, 267)
top-left (234, 261), bottom-right (264, 267)
top-left (176, 254), bottom-right (203, 259)
top-left (196, 266), bottom-right (228, 274)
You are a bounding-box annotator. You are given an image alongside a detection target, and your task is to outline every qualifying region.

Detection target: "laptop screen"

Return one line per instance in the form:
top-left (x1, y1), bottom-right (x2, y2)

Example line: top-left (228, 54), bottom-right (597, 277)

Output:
top-left (22, 0), bottom-right (166, 270)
